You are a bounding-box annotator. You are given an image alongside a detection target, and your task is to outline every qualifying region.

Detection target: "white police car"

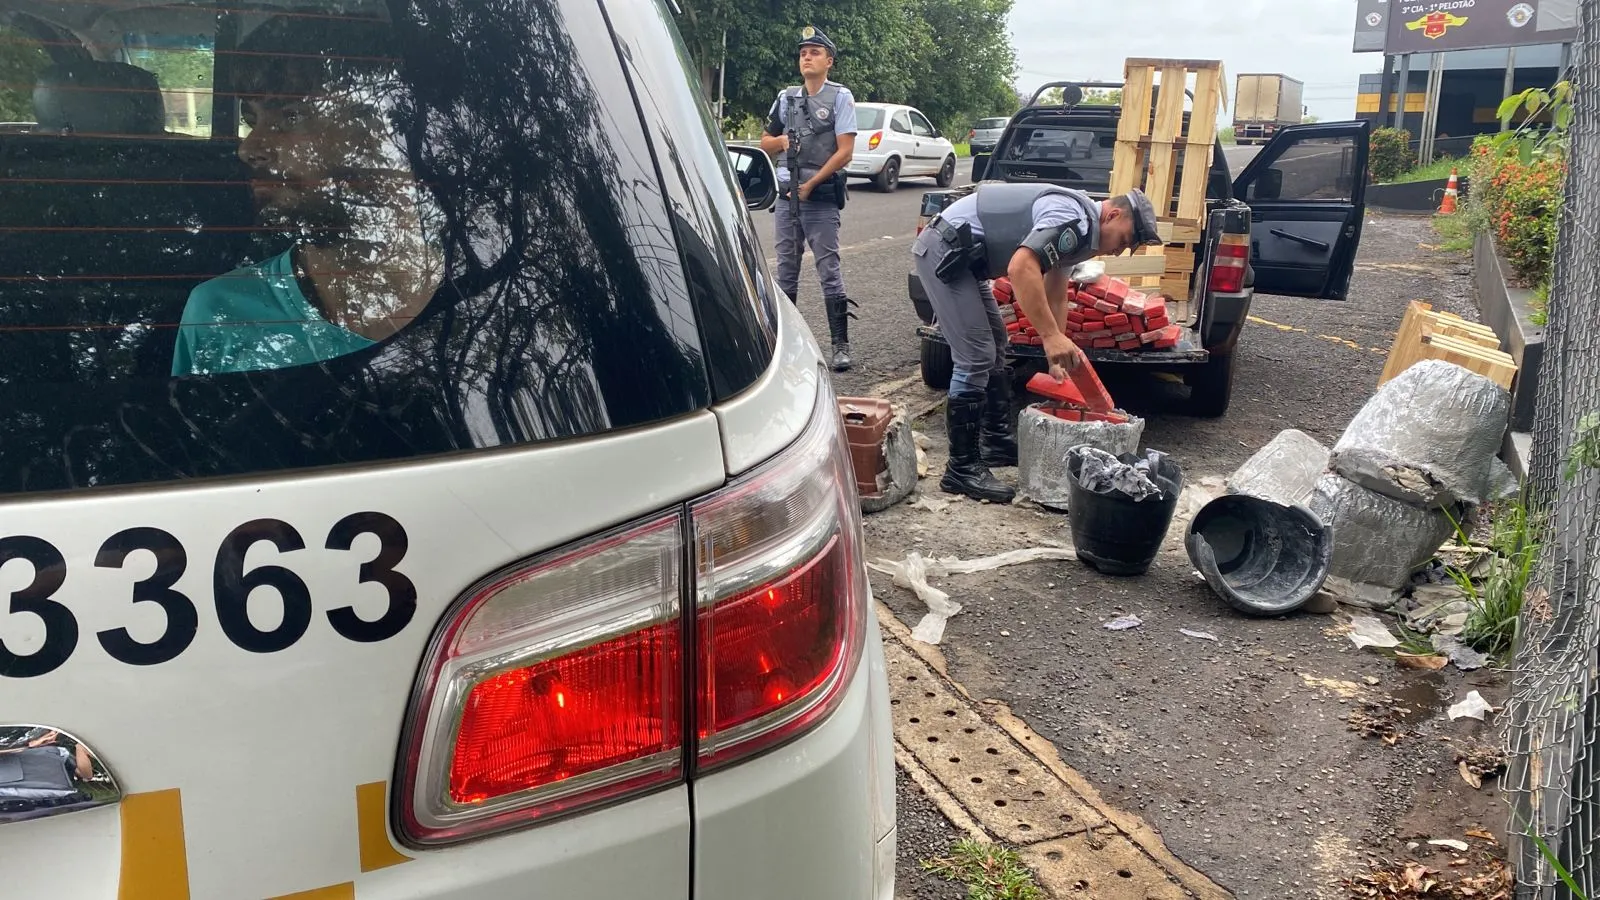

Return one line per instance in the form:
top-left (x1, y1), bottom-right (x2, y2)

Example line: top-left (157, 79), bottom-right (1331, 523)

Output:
top-left (0, 1), bottom-right (896, 897)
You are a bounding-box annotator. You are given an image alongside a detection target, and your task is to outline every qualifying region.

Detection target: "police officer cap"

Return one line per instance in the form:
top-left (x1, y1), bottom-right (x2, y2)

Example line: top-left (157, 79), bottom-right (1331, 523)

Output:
top-left (1126, 189), bottom-right (1164, 246)
top-left (798, 25), bottom-right (837, 56)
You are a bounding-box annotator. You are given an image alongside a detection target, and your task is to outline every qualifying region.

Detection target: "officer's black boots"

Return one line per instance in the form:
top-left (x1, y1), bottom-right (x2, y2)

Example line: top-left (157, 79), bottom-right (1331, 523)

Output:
top-left (980, 372), bottom-right (1019, 468)
top-left (825, 295), bottom-right (858, 372)
top-left (941, 392), bottom-right (1016, 503)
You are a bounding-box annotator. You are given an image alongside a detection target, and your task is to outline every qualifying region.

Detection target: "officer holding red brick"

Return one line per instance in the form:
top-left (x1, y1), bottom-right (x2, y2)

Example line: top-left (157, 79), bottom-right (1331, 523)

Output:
top-left (912, 182), bottom-right (1162, 503)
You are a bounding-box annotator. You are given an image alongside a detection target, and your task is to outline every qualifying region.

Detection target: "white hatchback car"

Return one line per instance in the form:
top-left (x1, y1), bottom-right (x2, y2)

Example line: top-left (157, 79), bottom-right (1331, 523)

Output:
top-left (846, 102), bottom-right (959, 192)
top-left (0, 0), bottom-right (897, 898)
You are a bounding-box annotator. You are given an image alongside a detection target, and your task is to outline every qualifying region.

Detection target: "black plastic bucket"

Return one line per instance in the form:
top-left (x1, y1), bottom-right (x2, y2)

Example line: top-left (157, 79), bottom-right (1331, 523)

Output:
top-left (1185, 495), bottom-right (1333, 616)
top-left (1066, 449), bottom-right (1185, 576)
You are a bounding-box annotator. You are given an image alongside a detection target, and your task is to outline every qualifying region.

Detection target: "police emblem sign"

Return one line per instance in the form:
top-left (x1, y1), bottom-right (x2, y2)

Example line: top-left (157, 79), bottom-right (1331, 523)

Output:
top-left (1376, 0), bottom-right (1576, 54)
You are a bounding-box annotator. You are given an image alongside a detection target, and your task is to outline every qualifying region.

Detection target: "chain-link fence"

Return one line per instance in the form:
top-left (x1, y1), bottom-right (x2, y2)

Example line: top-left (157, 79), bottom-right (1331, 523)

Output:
top-left (1509, 3), bottom-right (1600, 896)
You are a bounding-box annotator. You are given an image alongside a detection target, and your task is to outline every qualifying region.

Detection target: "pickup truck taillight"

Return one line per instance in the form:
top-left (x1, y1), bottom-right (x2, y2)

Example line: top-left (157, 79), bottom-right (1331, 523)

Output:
top-left (397, 379), bottom-right (867, 846)
top-left (868, 131), bottom-right (882, 150)
top-left (1208, 233), bottom-right (1249, 294)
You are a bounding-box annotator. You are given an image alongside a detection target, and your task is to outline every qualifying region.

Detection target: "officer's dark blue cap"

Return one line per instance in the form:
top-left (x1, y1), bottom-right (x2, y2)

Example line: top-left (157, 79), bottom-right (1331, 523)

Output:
top-left (798, 25), bottom-right (837, 56)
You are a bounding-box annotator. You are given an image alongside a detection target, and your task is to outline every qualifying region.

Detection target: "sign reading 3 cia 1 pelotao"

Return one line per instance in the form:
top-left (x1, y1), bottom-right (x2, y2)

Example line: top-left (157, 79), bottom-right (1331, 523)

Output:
top-left (1382, 0), bottom-right (1577, 54)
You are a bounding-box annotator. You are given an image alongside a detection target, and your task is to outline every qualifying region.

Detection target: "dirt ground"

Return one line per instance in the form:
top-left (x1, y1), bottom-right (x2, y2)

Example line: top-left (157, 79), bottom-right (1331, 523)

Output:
top-left (870, 215), bottom-right (1514, 898)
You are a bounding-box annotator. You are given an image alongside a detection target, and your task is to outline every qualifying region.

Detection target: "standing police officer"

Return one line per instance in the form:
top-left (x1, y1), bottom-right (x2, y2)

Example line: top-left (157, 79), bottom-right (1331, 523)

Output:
top-left (760, 26), bottom-right (859, 372)
top-left (912, 183), bottom-right (1163, 502)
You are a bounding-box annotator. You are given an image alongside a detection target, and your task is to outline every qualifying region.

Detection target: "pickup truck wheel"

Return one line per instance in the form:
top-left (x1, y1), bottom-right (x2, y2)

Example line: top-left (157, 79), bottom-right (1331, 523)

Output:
top-left (936, 155), bottom-right (956, 187)
top-left (920, 336), bottom-right (954, 390)
top-left (1187, 354), bottom-right (1235, 418)
top-left (875, 157), bottom-right (901, 192)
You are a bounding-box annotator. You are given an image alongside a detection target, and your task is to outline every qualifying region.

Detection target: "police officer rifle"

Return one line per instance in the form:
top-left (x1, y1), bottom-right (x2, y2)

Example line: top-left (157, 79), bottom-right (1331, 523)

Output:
top-left (784, 91), bottom-right (804, 218)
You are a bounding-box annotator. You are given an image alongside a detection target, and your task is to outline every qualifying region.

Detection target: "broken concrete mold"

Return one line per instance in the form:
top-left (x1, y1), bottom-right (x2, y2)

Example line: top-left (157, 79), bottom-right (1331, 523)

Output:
top-left (1330, 359), bottom-right (1511, 508)
top-left (1226, 428), bottom-right (1331, 505)
top-left (1185, 494), bottom-right (1333, 616)
top-left (838, 397), bottom-right (917, 514)
top-left (1016, 403), bottom-right (1143, 511)
top-left (1309, 473), bottom-right (1460, 594)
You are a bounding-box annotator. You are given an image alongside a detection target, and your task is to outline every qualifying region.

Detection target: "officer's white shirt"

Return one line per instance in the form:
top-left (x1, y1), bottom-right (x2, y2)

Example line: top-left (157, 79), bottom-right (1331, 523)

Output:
top-left (939, 193), bottom-right (1097, 242)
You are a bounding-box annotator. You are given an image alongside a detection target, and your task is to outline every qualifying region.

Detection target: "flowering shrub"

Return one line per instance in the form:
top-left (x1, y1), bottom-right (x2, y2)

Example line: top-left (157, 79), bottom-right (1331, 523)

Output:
top-left (1465, 137), bottom-right (1566, 286)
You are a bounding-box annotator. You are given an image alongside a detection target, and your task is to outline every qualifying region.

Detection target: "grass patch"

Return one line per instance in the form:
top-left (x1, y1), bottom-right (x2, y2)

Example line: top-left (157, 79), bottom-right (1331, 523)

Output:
top-left (1388, 156), bottom-right (1461, 184)
top-left (1531, 281), bottom-right (1549, 326)
top-left (922, 840), bottom-right (1043, 900)
top-left (1432, 212), bottom-right (1474, 253)
top-left (1444, 494), bottom-right (1542, 661)
top-left (1219, 126), bottom-right (1235, 145)
top-left (952, 142), bottom-right (971, 158)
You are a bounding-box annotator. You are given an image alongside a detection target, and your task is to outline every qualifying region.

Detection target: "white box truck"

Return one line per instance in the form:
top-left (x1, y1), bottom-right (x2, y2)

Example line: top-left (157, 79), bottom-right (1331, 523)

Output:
top-left (1233, 74), bottom-right (1305, 146)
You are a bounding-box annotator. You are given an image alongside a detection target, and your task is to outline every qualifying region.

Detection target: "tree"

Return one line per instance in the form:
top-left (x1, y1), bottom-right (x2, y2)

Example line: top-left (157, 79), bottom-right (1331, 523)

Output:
top-left (0, 26), bottom-right (49, 122)
top-left (1081, 88), bottom-right (1122, 106)
top-left (673, 0), bottom-right (1017, 135)
top-left (1303, 114), bottom-right (1320, 124)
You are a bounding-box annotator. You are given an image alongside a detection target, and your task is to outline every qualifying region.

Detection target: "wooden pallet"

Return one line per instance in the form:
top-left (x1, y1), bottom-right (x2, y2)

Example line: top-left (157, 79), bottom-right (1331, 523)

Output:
top-left (1108, 58), bottom-right (1225, 306)
top-left (1380, 301), bottom-right (1516, 389)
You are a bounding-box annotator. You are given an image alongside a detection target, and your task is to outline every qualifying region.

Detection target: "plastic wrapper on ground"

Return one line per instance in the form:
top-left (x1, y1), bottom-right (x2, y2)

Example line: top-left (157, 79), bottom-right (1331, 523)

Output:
top-left (1017, 403), bottom-right (1144, 511)
top-left (1226, 429), bottom-right (1330, 506)
top-left (1071, 447), bottom-right (1172, 501)
top-left (1308, 473), bottom-right (1461, 595)
top-left (1330, 360), bottom-right (1511, 508)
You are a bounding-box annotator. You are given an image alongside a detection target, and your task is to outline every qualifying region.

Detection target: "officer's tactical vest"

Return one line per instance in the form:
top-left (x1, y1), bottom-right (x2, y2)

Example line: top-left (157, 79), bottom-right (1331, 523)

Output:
top-left (974, 183), bottom-right (1100, 277)
top-left (781, 82), bottom-right (841, 175)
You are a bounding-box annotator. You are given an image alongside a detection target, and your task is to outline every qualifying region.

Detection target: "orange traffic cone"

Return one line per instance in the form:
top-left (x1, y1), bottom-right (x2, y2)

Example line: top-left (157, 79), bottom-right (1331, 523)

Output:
top-left (1439, 168), bottom-right (1459, 215)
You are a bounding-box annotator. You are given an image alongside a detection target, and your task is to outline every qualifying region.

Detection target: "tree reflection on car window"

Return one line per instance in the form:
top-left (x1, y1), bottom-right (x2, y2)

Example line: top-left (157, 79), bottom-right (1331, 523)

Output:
top-left (171, 13), bottom-right (443, 376)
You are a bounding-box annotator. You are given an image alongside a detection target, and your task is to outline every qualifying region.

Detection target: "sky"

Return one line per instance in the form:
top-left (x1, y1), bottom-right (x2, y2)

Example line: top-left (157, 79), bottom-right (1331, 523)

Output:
top-left (1006, 0), bottom-right (1383, 124)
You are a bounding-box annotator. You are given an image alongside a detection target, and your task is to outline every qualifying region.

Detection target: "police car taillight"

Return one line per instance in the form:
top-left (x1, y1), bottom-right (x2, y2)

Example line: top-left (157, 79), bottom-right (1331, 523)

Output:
top-left (691, 380), bottom-right (867, 768)
top-left (396, 380), bottom-right (866, 845)
top-left (1208, 233), bottom-right (1249, 295)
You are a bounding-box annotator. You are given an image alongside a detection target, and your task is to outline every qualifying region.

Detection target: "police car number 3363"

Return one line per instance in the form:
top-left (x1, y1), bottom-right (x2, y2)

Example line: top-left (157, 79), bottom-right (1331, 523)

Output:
top-left (0, 512), bottom-right (416, 679)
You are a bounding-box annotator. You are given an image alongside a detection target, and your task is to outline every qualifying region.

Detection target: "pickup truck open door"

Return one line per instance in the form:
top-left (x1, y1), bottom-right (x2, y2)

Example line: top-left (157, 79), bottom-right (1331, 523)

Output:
top-left (1233, 121), bottom-right (1371, 300)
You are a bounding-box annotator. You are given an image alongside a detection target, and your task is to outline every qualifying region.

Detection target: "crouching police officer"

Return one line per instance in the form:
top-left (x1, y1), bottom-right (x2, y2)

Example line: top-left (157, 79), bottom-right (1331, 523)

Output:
top-left (913, 184), bottom-right (1162, 502)
top-left (760, 26), bottom-right (859, 371)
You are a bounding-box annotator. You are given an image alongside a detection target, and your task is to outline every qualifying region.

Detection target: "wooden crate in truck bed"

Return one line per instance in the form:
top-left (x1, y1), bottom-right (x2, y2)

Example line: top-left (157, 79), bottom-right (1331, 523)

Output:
top-left (1106, 57), bottom-right (1225, 312)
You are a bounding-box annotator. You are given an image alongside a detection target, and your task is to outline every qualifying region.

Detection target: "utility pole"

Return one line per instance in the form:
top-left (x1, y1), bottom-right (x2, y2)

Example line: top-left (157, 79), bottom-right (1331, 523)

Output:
top-left (1394, 53), bottom-right (1411, 131)
top-left (1502, 46), bottom-right (1517, 132)
top-left (715, 28), bottom-right (727, 124)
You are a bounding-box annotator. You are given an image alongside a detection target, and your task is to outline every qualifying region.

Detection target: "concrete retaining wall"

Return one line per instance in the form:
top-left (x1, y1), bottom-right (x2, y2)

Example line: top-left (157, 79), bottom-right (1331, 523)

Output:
top-left (1474, 229), bottom-right (1544, 480)
top-left (1366, 176), bottom-right (1467, 215)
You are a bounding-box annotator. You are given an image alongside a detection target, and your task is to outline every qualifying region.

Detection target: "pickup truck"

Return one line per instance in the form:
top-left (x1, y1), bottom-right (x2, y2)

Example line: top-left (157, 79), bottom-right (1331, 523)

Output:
top-left (908, 82), bottom-right (1372, 417)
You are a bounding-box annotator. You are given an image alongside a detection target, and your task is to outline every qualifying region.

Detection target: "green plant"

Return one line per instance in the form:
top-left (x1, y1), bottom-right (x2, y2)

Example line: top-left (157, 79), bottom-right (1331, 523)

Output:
top-left (1219, 126), bottom-right (1235, 145)
top-left (1526, 827), bottom-right (1589, 899)
top-left (1443, 494), bottom-right (1542, 660)
top-left (922, 840), bottom-right (1043, 900)
top-left (1564, 411), bottom-right (1600, 482)
top-left (1531, 281), bottom-right (1550, 326)
top-left (1392, 156), bottom-right (1459, 184)
top-left (1432, 212), bottom-right (1474, 253)
top-left (1492, 81), bottom-right (1574, 163)
top-left (1370, 127), bottom-right (1415, 183)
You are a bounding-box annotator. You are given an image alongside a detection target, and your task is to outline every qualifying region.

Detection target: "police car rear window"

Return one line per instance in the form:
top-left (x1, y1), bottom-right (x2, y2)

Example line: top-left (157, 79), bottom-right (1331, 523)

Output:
top-left (0, 0), bottom-right (724, 496)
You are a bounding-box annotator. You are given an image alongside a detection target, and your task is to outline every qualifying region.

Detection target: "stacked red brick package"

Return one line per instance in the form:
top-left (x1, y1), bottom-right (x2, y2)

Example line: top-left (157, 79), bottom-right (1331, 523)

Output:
top-left (991, 275), bottom-right (1181, 352)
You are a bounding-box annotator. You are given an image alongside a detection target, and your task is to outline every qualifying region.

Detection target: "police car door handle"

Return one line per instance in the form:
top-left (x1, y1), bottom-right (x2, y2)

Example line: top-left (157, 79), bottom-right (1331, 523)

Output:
top-left (0, 725), bottom-right (122, 825)
top-left (1269, 228), bottom-right (1330, 252)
